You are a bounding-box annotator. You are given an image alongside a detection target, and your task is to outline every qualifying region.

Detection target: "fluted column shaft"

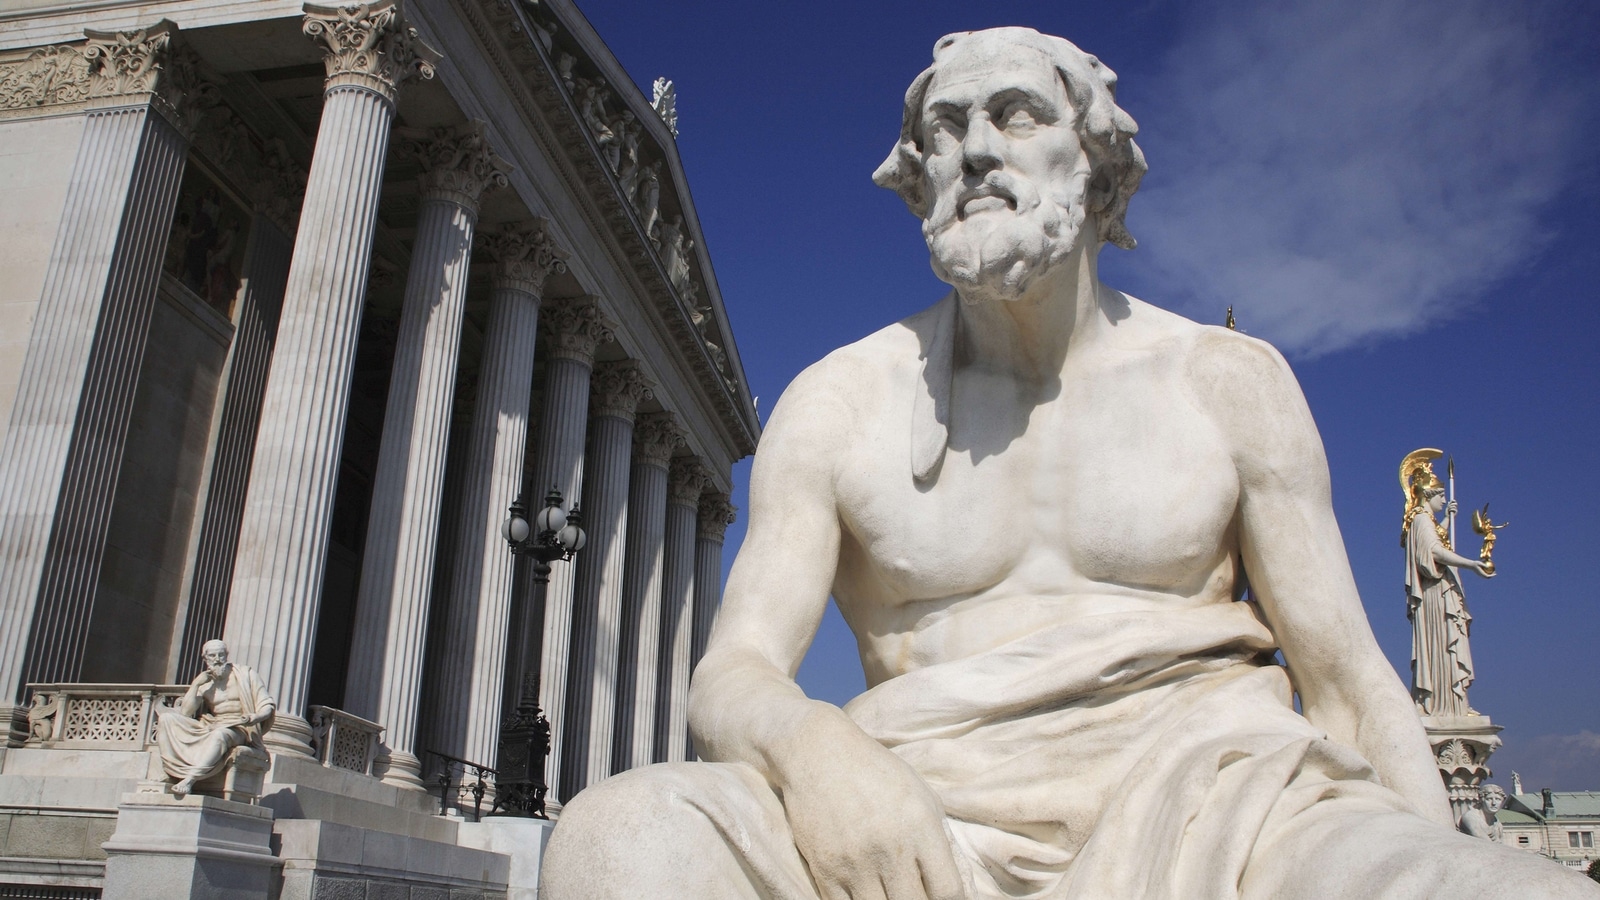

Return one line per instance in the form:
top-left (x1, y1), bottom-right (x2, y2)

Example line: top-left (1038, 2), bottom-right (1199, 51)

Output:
top-left (560, 362), bottom-right (651, 800)
top-left (528, 297), bottom-right (612, 804)
top-left (0, 24), bottom-right (202, 715)
top-left (653, 458), bottom-right (707, 763)
top-left (174, 216), bottom-right (293, 676)
top-left (343, 124), bottom-right (506, 788)
top-left (612, 414), bottom-right (681, 773)
top-left (687, 492), bottom-right (735, 760)
top-left (421, 223), bottom-right (563, 773)
top-left (222, 3), bottom-right (437, 757)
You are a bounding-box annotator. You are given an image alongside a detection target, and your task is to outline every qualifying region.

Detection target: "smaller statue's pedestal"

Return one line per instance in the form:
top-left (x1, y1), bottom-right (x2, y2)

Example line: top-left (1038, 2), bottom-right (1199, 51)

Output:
top-left (100, 791), bottom-right (279, 900)
top-left (457, 816), bottom-right (556, 900)
top-left (1421, 714), bottom-right (1503, 830)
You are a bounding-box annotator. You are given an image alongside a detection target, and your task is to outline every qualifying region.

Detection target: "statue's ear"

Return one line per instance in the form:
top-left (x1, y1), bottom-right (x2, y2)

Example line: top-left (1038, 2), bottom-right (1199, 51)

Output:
top-left (912, 295), bottom-right (956, 483)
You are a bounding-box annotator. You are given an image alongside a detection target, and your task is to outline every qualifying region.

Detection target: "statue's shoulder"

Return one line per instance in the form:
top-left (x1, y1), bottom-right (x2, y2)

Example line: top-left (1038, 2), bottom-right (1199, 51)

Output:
top-left (782, 296), bottom-right (944, 404)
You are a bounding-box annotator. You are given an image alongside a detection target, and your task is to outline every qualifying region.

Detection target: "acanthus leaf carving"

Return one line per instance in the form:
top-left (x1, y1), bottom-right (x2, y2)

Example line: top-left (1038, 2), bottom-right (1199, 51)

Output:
top-left (667, 457), bottom-right (711, 508)
top-left (589, 359), bottom-right (654, 423)
top-left (480, 219), bottom-right (568, 297)
top-left (303, 1), bottom-right (441, 103)
top-left (399, 120), bottom-right (511, 208)
top-left (83, 22), bottom-right (222, 137)
top-left (0, 45), bottom-right (90, 112)
top-left (632, 411), bottom-right (686, 468)
top-left (697, 492), bottom-right (737, 542)
top-left (540, 296), bottom-right (614, 365)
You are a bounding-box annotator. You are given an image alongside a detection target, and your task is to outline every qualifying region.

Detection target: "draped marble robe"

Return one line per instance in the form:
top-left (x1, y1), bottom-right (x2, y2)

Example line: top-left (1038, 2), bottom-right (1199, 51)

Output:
top-left (155, 663), bottom-right (275, 782)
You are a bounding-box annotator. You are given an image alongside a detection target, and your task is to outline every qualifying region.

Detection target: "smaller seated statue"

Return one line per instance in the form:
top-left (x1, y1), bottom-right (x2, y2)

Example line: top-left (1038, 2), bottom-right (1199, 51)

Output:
top-left (1461, 784), bottom-right (1506, 843)
top-left (155, 639), bottom-right (275, 798)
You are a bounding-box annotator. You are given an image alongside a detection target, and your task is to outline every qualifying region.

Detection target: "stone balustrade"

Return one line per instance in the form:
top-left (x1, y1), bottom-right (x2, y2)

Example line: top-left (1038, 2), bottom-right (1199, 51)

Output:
top-left (308, 705), bottom-right (385, 776)
top-left (22, 683), bottom-right (184, 749)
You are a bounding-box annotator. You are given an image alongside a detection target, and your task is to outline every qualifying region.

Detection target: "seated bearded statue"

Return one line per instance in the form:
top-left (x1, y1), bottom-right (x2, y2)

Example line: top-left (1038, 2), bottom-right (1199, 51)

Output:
top-left (155, 639), bottom-right (275, 798)
top-left (538, 27), bottom-right (1600, 900)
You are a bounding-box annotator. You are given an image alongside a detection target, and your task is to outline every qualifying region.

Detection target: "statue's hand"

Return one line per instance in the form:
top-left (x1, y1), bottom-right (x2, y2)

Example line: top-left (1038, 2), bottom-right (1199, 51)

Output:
top-left (190, 670), bottom-right (213, 689)
top-left (774, 713), bottom-right (964, 900)
top-left (1447, 500), bottom-right (1458, 517)
top-left (1476, 561), bottom-right (1495, 578)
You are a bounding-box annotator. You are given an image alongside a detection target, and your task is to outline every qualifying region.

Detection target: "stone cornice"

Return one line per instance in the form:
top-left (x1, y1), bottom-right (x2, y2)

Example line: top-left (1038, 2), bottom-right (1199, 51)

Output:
top-left (697, 492), bottom-right (737, 542)
top-left (398, 120), bottom-right (511, 209)
top-left (632, 411), bottom-right (686, 468)
top-left (539, 295), bottom-right (614, 366)
top-left (667, 457), bottom-right (711, 508)
top-left (459, 0), bottom-right (758, 457)
top-left (589, 360), bottom-right (653, 423)
top-left (302, 1), bottom-right (440, 105)
top-left (0, 43), bottom-right (88, 115)
top-left (82, 22), bottom-right (221, 138)
top-left (479, 219), bottom-right (568, 297)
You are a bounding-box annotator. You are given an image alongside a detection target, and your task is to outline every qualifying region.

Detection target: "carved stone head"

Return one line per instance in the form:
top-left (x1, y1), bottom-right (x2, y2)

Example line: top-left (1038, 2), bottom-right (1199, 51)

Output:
top-left (201, 639), bottom-right (231, 677)
top-left (874, 28), bottom-right (1147, 305)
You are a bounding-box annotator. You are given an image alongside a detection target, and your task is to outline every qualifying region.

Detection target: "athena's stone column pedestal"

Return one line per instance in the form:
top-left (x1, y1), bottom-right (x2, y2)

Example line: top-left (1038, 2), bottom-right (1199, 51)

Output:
top-left (422, 223), bottom-right (566, 773)
top-left (1422, 714), bottom-right (1503, 833)
top-left (343, 123), bottom-right (507, 791)
top-left (223, 1), bottom-right (437, 759)
top-left (562, 361), bottom-right (651, 798)
top-left (653, 458), bottom-right (708, 763)
top-left (613, 413), bottom-right (683, 773)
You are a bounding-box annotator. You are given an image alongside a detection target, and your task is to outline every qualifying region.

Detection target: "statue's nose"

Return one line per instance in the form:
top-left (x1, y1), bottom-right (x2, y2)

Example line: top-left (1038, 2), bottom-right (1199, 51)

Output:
top-left (961, 119), bottom-right (1002, 178)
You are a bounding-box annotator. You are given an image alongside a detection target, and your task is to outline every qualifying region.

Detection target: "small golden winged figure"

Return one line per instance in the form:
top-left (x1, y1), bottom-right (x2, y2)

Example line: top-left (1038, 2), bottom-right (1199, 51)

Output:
top-left (1471, 504), bottom-right (1508, 575)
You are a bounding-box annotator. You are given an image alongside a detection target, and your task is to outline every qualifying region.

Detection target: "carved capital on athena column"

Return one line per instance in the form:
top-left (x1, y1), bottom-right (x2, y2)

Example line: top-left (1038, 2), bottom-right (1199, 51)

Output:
top-left (590, 360), bottom-right (654, 423)
top-left (83, 21), bottom-right (221, 137)
top-left (399, 120), bottom-right (510, 209)
top-left (633, 411), bottom-right (686, 468)
top-left (303, 1), bottom-right (440, 104)
top-left (667, 457), bottom-right (711, 508)
top-left (480, 219), bottom-right (568, 297)
top-left (697, 492), bottom-right (737, 542)
top-left (540, 296), bottom-right (615, 365)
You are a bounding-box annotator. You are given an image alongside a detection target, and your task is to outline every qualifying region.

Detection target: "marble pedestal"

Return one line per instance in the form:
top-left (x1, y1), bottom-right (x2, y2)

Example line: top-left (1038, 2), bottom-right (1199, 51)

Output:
top-left (100, 792), bottom-right (279, 900)
top-left (1421, 714), bottom-right (1503, 831)
top-left (457, 815), bottom-right (555, 900)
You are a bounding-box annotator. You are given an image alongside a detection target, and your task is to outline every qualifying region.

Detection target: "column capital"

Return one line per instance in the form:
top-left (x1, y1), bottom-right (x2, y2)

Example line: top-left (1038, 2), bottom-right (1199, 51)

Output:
top-left (590, 360), bottom-right (653, 423)
top-left (83, 21), bottom-right (221, 136)
top-left (302, 1), bottom-right (440, 104)
top-left (480, 219), bottom-right (568, 297)
top-left (632, 411), bottom-right (686, 468)
top-left (398, 121), bottom-right (510, 209)
top-left (541, 296), bottom-right (615, 365)
top-left (667, 457), bottom-right (711, 508)
top-left (697, 492), bottom-right (737, 542)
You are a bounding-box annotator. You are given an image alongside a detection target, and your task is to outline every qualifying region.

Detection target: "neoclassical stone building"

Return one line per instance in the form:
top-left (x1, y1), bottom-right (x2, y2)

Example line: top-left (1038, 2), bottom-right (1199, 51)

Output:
top-left (0, 0), bottom-right (756, 895)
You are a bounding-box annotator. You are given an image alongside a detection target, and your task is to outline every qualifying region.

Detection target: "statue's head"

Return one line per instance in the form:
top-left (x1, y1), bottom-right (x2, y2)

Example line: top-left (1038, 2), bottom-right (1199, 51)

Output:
top-left (201, 639), bottom-right (231, 676)
top-left (1482, 784), bottom-right (1506, 813)
top-left (874, 27), bottom-right (1146, 305)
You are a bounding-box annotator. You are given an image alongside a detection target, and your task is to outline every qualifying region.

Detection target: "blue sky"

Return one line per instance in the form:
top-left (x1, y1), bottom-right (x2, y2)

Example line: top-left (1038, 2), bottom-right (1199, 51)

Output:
top-left (573, 0), bottom-right (1600, 790)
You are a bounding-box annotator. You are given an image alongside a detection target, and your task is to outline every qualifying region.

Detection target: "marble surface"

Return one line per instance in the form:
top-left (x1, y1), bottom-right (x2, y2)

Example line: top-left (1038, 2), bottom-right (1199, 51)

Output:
top-left (540, 26), bottom-right (1600, 900)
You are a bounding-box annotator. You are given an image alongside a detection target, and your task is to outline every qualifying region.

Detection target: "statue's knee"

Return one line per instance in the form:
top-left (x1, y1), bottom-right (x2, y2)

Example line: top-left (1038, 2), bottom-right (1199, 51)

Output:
top-left (557, 765), bottom-right (686, 838)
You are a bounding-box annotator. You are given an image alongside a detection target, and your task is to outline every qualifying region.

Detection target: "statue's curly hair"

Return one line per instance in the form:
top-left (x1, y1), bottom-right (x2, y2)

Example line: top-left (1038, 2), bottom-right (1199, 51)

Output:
top-left (872, 28), bottom-right (1148, 251)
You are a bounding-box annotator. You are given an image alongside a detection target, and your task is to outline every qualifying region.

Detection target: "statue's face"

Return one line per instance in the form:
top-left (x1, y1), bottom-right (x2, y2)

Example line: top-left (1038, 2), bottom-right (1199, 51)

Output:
top-left (1426, 490), bottom-right (1447, 515)
top-left (203, 644), bottom-right (230, 676)
top-left (1483, 790), bottom-right (1505, 812)
top-left (919, 38), bottom-right (1090, 304)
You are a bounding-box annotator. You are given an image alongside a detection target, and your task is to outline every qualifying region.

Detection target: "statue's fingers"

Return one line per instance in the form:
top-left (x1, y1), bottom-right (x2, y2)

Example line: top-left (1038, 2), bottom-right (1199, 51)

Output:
top-left (916, 846), bottom-right (966, 900)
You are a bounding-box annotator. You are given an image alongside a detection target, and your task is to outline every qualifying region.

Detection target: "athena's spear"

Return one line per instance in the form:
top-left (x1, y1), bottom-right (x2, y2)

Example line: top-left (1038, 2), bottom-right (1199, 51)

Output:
top-left (1447, 456), bottom-right (1457, 549)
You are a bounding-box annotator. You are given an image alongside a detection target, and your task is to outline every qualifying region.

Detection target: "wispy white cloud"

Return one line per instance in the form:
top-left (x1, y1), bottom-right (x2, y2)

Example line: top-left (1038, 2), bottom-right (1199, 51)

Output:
top-left (1489, 730), bottom-right (1600, 793)
top-left (1121, 0), bottom-right (1583, 356)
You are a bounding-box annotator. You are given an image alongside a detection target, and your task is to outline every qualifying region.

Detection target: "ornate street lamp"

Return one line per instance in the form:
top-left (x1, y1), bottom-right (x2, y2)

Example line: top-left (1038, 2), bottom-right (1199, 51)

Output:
top-left (491, 486), bottom-right (585, 818)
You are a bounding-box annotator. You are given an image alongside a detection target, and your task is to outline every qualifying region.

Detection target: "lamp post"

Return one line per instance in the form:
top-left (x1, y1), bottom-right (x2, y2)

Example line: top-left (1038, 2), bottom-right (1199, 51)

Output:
top-left (491, 486), bottom-right (585, 817)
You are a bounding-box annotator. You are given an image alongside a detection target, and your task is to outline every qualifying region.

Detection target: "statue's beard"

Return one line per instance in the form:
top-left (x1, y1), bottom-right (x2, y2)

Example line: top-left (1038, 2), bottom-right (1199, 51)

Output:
top-left (924, 172), bottom-right (1087, 305)
top-left (207, 661), bottom-right (229, 678)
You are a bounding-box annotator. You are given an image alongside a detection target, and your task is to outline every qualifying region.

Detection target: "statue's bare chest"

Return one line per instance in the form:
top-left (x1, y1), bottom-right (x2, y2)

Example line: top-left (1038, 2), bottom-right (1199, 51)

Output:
top-left (834, 359), bottom-right (1240, 603)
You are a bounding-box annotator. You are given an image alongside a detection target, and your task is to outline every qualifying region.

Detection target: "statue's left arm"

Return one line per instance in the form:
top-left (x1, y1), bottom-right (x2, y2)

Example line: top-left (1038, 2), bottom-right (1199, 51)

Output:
top-left (1190, 331), bottom-right (1453, 827)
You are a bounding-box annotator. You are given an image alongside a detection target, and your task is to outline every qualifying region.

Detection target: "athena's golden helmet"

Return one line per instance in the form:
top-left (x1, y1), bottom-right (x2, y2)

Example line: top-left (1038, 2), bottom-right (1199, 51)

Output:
top-left (1399, 448), bottom-right (1445, 543)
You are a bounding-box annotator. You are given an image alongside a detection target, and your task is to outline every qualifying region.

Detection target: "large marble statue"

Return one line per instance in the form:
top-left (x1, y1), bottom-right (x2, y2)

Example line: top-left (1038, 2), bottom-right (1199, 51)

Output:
top-left (1400, 449), bottom-right (1495, 716)
top-left (155, 639), bottom-right (276, 797)
top-left (541, 28), bottom-right (1598, 899)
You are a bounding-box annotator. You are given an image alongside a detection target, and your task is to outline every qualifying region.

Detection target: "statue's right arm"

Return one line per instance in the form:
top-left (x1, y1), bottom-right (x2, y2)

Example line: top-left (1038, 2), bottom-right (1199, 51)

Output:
top-left (689, 359), bottom-right (965, 900)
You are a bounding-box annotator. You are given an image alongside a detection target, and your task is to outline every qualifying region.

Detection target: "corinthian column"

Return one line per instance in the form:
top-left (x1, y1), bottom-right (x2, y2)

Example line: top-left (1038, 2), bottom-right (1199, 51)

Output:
top-left (612, 413), bottom-right (684, 773)
top-left (0, 23), bottom-right (214, 722)
top-left (343, 122), bottom-right (508, 789)
top-left (529, 296), bottom-right (613, 803)
top-left (421, 222), bottom-right (566, 774)
top-left (561, 361), bottom-right (652, 799)
top-left (223, 1), bottom-right (438, 758)
top-left (653, 458), bottom-right (709, 763)
top-left (688, 491), bottom-right (736, 760)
